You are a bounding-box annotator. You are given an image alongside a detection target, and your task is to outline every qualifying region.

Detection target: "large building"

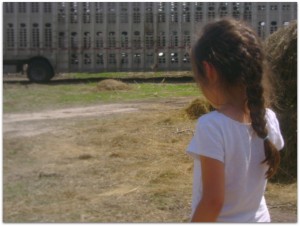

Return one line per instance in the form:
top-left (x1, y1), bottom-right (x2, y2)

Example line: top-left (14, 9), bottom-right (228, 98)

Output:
top-left (3, 2), bottom-right (298, 77)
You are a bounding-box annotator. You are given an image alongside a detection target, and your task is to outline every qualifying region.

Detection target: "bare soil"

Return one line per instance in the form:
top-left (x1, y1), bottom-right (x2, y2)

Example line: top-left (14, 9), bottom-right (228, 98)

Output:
top-left (3, 99), bottom-right (297, 223)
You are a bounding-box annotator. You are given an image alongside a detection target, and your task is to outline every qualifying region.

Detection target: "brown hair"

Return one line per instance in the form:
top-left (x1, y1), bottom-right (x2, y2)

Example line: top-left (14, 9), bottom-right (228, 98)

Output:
top-left (191, 18), bottom-right (280, 179)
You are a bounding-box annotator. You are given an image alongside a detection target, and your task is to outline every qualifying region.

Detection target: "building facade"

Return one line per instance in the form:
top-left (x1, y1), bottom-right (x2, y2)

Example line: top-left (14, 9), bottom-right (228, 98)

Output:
top-left (3, 2), bottom-right (298, 74)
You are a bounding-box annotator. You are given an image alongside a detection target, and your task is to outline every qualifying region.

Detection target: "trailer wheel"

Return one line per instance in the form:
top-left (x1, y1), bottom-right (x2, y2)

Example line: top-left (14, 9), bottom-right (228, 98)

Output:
top-left (27, 59), bottom-right (54, 83)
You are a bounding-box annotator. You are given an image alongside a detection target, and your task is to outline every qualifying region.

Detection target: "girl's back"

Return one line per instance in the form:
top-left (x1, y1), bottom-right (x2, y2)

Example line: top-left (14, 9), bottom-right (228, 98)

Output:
top-left (187, 109), bottom-right (284, 222)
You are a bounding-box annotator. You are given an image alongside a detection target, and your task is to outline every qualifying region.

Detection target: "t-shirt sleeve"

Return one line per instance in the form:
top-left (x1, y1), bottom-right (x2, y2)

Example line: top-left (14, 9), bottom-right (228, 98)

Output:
top-left (266, 109), bottom-right (285, 151)
top-left (187, 117), bottom-right (224, 163)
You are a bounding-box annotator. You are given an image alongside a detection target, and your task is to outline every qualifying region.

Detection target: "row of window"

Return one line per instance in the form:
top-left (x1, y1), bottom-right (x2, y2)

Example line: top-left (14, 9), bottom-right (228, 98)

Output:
top-left (70, 52), bottom-right (190, 66)
top-left (6, 24), bottom-right (192, 49)
top-left (58, 11), bottom-right (256, 24)
top-left (5, 2), bottom-right (293, 14)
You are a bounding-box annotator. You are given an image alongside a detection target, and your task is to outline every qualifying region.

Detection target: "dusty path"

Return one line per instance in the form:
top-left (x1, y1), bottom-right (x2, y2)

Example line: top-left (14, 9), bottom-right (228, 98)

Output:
top-left (3, 103), bottom-right (140, 123)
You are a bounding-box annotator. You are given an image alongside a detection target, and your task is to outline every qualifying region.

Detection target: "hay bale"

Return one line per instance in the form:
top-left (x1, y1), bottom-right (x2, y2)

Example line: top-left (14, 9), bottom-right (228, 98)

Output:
top-left (96, 79), bottom-right (131, 91)
top-left (185, 98), bottom-right (213, 120)
top-left (265, 21), bottom-right (297, 182)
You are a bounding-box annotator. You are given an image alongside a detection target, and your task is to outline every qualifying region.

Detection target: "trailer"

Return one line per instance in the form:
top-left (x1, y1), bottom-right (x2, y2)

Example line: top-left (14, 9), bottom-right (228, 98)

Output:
top-left (3, 2), bottom-right (297, 82)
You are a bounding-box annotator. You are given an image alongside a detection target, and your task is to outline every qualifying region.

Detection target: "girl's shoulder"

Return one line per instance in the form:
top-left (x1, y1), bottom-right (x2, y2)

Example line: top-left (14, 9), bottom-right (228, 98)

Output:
top-left (196, 111), bottom-right (228, 129)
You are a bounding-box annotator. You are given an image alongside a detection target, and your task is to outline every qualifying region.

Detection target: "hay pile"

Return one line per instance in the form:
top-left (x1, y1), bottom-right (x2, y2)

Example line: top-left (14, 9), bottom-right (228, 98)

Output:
top-left (185, 98), bottom-right (213, 120)
top-left (96, 79), bottom-right (131, 91)
top-left (264, 21), bottom-right (297, 182)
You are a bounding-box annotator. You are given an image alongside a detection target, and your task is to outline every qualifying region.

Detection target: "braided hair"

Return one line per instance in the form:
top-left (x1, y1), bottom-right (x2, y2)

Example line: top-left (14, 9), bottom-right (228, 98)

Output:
top-left (191, 18), bottom-right (280, 179)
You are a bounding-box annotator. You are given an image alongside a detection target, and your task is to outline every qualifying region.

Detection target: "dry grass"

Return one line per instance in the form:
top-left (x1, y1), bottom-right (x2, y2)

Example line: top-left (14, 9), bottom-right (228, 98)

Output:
top-left (3, 99), bottom-right (297, 223)
top-left (184, 98), bottom-right (213, 120)
top-left (264, 21), bottom-right (297, 181)
top-left (3, 103), bottom-right (196, 223)
top-left (96, 79), bottom-right (131, 91)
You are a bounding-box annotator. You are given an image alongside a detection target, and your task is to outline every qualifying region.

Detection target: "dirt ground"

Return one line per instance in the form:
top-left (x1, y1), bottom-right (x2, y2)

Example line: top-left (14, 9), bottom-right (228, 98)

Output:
top-left (3, 98), bottom-right (297, 223)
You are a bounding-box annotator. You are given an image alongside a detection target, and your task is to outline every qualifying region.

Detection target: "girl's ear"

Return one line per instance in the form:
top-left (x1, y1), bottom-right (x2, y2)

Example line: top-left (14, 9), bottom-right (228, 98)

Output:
top-left (203, 61), bottom-right (219, 84)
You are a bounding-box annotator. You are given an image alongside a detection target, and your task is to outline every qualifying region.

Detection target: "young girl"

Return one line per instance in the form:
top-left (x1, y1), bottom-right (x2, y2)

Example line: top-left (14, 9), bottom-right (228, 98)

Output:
top-left (187, 18), bottom-right (284, 222)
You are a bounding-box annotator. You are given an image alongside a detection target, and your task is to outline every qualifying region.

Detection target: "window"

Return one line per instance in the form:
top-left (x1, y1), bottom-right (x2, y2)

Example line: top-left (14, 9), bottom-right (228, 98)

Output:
top-left (32, 23), bottom-right (40, 48)
top-left (108, 2), bottom-right (116, 23)
top-left (44, 3), bottom-right (51, 13)
top-left (83, 32), bottom-right (91, 49)
top-left (183, 31), bottom-right (190, 47)
top-left (70, 3), bottom-right (78, 24)
top-left (243, 3), bottom-right (252, 21)
top-left (133, 3), bottom-right (141, 23)
top-left (133, 31), bottom-right (141, 48)
top-left (19, 23), bottom-right (27, 47)
top-left (232, 3), bottom-right (240, 19)
top-left (282, 4), bottom-right (290, 10)
top-left (170, 31), bottom-right (178, 47)
top-left (121, 53), bottom-right (128, 65)
top-left (7, 23), bottom-right (15, 48)
top-left (158, 2), bottom-right (166, 23)
top-left (170, 2), bottom-right (178, 22)
top-left (133, 12), bottom-right (141, 23)
top-left (31, 3), bottom-right (39, 13)
top-left (108, 32), bottom-right (116, 48)
top-left (158, 52), bottom-right (166, 64)
top-left (5, 3), bottom-right (14, 13)
top-left (96, 32), bottom-right (104, 48)
top-left (133, 53), bottom-right (141, 64)
top-left (108, 54), bottom-right (117, 65)
top-left (58, 3), bottom-right (66, 23)
top-left (96, 53), bottom-right (104, 65)
top-left (84, 53), bottom-right (91, 65)
top-left (108, 13), bottom-right (116, 23)
top-left (208, 3), bottom-right (215, 20)
top-left (183, 53), bottom-right (190, 63)
top-left (83, 3), bottom-right (91, 23)
top-left (157, 32), bottom-right (166, 48)
top-left (121, 32), bottom-right (129, 48)
top-left (44, 23), bottom-right (52, 48)
top-left (182, 2), bottom-right (191, 22)
top-left (145, 32), bottom-right (154, 48)
top-left (195, 4), bottom-right (203, 22)
top-left (145, 3), bottom-right (153, 23)
top-left (146, 53), bottom-right (154, 65)
top-left (120, 3), bottom-right (128, 23)
top-left (95, 3), bottom-right (103, 23)
top-left (219, 3), bottom-right (228, 17)
top-left (270, 21), bottom-right (277, 34)
top-left (170, 52), bottom-right (178, 64)
top-left (270, 5), bottom-right (278, 10)
top-left (71, 54), bottom-right (79, 65)
top-left (257, 21), bottom-right (266, 39)
top-left (258, 5), bottom-right (266, 11)
top-left (121, 12), bottom-right (129, 23)
top-left (71, 32), bottom-right (78, 48)
top-left (58, 32), bottom-right (66, 49)
top-left (18, 3), bottom-right (26, 13)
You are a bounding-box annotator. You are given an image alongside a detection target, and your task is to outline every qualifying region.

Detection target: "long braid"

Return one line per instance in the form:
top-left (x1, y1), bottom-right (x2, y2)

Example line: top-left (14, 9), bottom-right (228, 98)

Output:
top-left (192, 18), bottom-right (280, 179)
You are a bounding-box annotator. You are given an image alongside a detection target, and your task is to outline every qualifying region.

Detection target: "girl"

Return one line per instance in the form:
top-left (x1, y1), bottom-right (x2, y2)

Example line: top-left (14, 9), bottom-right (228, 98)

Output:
top-left (187, 18), bottom-right (284, 222)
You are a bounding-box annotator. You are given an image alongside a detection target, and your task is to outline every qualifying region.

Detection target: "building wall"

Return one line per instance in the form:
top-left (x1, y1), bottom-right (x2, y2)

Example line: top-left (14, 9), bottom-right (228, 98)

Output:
top-left (3, 2), bottom-right (297, 73)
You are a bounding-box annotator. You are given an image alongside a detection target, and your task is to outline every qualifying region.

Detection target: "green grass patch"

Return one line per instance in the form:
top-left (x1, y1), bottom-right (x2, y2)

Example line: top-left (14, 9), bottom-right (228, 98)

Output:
top-left (3, 82), bottom-right (199, 113)
top-left (63, 71), bottom-right (192, 79)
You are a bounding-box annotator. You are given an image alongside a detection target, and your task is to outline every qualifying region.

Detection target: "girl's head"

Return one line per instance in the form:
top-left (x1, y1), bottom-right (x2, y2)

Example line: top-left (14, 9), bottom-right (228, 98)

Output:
top-left (192, 18), bottom-right (280, 179)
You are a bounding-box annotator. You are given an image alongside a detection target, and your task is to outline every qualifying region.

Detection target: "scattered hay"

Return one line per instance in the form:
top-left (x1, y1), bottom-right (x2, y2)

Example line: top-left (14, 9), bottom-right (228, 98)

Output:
top-left (265, 21), bottom-right (297, 182)
top-left (78, 154), bottom-right (93, 160)
top-left (184, 98), bottom-right (213, 120)
top-left (96, 79), bottom-right (131, 91)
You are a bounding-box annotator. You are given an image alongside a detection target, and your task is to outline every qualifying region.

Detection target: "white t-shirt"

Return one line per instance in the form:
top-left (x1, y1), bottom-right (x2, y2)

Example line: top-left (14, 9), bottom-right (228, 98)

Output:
top-left (187, 108), bottom-right (284, 223)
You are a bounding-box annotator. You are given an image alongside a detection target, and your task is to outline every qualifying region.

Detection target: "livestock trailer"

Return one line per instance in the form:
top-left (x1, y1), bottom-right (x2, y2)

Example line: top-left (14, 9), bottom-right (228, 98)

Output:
top-left (3, 2), bottom-right (297, 82)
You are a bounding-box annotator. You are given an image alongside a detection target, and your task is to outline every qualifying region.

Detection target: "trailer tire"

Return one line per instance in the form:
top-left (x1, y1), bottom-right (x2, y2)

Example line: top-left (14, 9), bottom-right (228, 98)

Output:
top-left (27, 59), bottom-right (54, 83)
